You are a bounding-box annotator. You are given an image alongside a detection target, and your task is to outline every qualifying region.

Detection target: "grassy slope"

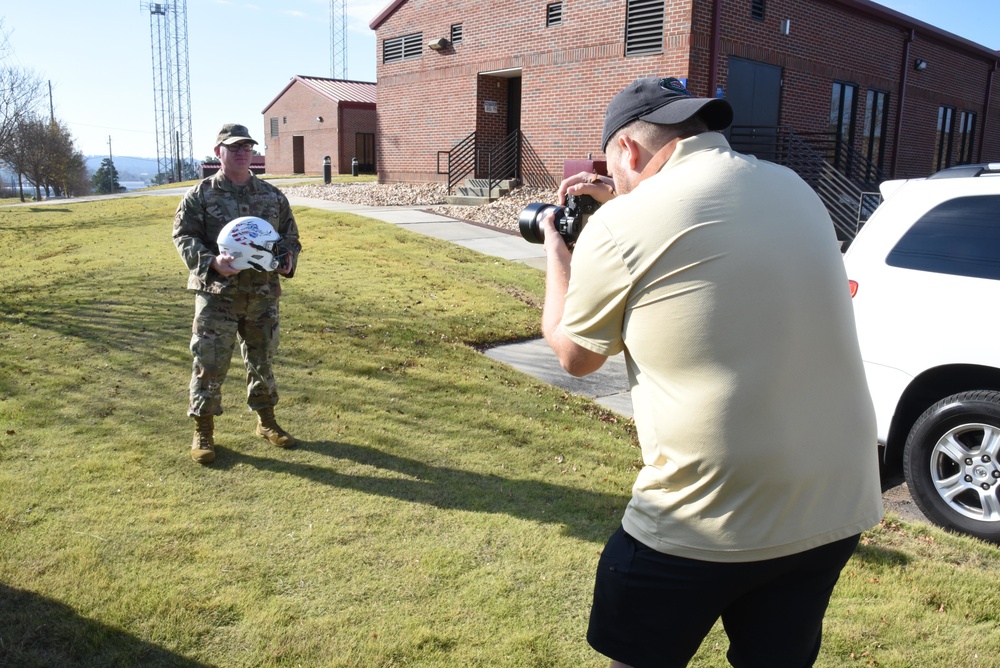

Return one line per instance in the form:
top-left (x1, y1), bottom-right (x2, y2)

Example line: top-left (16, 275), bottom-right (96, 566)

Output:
top-left (0, 197), bottom-right (997, 667)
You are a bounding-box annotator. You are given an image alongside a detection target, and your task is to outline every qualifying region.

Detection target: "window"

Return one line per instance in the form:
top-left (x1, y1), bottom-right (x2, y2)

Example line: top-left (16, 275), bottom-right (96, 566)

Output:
top-left (451, 23), bottom-right (463, 44)
top-left (957, 111), bottom-right (977, 164)
top-left (383, 32), bottom-right (423, 63)
top-left (751, 0), bottom-right (766, 21)
top-left (625, 0), bottom-right (665, 56)
top-left (934, 106), bottom-right (955, 171)
top-left (862, 89), bottom-right (889, 179)
top-left (547, 2), bottom-right (563, 27)
top-left (269, 117), bottom-right (279, 137)
top-left (829, 82), bottom-right (858, 171)
top-left (887, 195), bottom-right (1000, 280)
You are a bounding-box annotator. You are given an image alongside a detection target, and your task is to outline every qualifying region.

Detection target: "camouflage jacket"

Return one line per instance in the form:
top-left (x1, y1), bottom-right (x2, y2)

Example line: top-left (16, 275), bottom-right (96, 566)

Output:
top-left (172, 172), bottom-right (301, 296)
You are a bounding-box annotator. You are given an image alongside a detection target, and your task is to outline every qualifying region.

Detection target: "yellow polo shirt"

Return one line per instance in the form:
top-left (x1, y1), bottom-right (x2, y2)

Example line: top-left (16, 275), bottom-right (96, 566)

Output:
top-left (562, 133), bottom-right (883, 562)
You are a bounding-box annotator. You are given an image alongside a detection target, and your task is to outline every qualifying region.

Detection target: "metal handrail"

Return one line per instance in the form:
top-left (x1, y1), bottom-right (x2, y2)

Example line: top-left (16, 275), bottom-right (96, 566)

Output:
top-left (793, 131), bottom-right (887, 189)
top-left (729, 126), bottom-right (885, 241)
top-left (439, 131), bottom-right (477, 194)
top-left (487, 129), bottom-right (522, 195)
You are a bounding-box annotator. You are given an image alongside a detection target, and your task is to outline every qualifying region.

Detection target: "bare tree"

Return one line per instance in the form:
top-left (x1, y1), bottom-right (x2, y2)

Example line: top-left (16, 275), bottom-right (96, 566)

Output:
top-left (0, 20), bottom-right (43, 162)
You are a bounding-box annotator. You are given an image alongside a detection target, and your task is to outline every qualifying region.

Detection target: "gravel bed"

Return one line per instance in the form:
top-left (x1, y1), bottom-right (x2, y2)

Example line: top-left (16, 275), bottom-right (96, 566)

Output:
top-left (283, 182), bottom-right (557, 233)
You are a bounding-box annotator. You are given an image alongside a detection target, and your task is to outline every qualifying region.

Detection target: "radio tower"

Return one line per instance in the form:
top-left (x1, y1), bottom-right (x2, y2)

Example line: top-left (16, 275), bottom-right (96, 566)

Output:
top-left (330, 0), bottom-right (348, 79)
top-left (142, 1), bottom-right (194, 183)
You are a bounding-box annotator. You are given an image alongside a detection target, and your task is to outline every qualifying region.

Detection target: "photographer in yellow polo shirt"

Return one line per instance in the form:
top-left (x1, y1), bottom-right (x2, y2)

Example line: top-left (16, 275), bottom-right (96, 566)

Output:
top-left (540, 77), bottom-right (884, 668)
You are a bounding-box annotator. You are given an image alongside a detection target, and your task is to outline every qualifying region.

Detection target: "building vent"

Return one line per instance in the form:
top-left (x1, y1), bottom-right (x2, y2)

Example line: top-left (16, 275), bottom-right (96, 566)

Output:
top-left (451, 23), bottom-right (463, 44)
top-left (625, 0), bottom-right (665, 56)
top-left (383, 32), bottom-right (423, 63)
top-left (751, 0), bottom-right (766, 21)
top-left (547, 2), bottom-right (563, 27)
top-left (270, 117), bottom-right (279, 137)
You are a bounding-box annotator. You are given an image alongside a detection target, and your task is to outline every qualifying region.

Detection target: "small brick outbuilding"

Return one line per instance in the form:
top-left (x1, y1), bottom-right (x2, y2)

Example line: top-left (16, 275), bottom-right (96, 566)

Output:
top-left (261, 76), bottom-right (377, 176)
top-left (369, 0), bottom-right (999, 188)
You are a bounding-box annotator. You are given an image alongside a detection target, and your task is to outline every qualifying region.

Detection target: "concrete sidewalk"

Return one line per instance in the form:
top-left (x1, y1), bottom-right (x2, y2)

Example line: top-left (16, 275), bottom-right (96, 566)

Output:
top-left (286, 195), bottom-right (633, 417)
top-left (286, 195), bottom-right (549, 271)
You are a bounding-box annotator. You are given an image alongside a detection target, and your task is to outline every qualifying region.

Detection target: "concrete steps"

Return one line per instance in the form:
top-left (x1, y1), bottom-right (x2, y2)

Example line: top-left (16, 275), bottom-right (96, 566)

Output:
top-left (445, 178), bottom-right (516, 205)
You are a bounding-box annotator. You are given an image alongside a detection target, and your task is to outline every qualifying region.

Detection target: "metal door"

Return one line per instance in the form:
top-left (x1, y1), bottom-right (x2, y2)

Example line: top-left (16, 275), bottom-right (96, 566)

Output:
top-left (292, 135), bottom-right (305, 174)
top-left (726, 57), bottom-right (782, 160)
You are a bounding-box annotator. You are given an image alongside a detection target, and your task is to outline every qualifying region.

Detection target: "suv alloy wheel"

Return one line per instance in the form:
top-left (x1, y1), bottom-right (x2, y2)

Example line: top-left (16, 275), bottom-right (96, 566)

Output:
top-left (904, 390), bottom-right (1000, 542)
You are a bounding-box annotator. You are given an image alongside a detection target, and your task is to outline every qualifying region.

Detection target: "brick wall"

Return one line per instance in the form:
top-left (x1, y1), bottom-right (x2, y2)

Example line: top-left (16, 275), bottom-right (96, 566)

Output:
top-left (339, 104), bottom-right (379, 173)
top-left (374, 0), bottom-right (999, 185)
top-left (263, 80), bottom-right (377, 175)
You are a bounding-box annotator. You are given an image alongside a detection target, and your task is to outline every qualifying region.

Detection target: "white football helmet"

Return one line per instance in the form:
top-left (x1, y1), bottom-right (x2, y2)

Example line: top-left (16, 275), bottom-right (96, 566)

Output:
top-left (216, 216), bottom-right (284, 272)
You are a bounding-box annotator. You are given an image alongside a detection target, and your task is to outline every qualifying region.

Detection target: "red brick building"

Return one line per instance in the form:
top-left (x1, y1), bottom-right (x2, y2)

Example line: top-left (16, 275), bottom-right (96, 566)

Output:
top-left (261, 76), bottom-right (377, 176)
top-left (370, 0), bottom-right (999, 230)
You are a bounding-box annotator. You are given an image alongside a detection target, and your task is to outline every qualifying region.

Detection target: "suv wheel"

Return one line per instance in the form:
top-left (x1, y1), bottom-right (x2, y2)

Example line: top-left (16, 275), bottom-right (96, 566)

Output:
top-left (903, 390), bottom-right (1000, 543)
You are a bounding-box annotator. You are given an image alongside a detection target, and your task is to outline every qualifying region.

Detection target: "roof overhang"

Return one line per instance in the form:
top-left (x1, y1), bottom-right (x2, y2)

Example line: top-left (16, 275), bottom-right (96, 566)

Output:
top-left (826, 0), bottom-right (998, 61)
top-left (479, 67), bottom-right (522, 79)
top-left (370, 0), bottom-right (405, 30)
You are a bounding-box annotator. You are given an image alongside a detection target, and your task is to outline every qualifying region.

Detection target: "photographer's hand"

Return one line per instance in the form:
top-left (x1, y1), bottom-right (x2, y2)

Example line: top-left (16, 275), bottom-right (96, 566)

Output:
top-left (558, 171), bottom-right (616, 206)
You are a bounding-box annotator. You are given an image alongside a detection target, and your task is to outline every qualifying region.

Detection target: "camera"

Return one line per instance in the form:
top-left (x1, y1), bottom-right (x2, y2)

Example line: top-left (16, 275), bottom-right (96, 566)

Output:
top-left (519, 194), bottom-right (601, 245)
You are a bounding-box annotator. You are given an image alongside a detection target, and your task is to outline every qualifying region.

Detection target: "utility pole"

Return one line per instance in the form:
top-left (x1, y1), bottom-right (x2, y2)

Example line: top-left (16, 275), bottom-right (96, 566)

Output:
top-left (107, 135), bottom-right (117, 194)
top-left (48, 81), bottom-right (54, 122)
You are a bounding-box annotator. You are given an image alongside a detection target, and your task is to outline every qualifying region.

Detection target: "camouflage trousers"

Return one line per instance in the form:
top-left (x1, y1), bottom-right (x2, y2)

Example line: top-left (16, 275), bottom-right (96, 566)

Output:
top-left (187, 292), bottom-right (282, 417)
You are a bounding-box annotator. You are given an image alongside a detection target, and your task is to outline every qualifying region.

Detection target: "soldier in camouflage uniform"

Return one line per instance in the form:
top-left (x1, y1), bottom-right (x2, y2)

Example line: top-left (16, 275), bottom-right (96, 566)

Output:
top-left (172, 123), bottom-right (302, 464)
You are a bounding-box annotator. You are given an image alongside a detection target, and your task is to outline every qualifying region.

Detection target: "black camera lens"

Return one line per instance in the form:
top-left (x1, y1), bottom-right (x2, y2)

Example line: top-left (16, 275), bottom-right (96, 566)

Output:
top-left (518, 202), bottom-right (563, 244)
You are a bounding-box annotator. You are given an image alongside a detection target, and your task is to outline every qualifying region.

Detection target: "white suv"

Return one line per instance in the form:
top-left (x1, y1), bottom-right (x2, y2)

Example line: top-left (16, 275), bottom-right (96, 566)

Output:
top-left (843, 163), bottom-right (1000, 543)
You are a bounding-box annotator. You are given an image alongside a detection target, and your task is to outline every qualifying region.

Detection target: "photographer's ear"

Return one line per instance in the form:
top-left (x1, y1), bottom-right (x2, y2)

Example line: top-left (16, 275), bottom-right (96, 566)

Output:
top-left (617, 134), bottom-right (643, 172)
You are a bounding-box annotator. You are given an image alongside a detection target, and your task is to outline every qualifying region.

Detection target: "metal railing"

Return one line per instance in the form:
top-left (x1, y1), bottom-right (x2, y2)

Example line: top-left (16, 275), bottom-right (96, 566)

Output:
top-left (794, 131), bottom-right (887, 190)
top-left (440, 130), bottom-right (523, 198)
top-left (437, 131), bottom-right (477, 194)
top-left (729, 126), bottom-right (885, 241)
top-left (485, 129), bottom-right (521, 196)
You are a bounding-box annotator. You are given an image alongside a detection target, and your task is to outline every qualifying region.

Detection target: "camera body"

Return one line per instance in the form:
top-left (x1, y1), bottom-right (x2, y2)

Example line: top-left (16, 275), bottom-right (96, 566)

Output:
top-left (519, 194), bottom-right (601, 245)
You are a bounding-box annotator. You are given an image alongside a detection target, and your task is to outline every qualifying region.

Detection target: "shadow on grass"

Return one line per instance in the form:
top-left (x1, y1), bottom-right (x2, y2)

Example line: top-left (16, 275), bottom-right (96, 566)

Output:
top-left (851, 542), bottom-right (912, 566)
top-left (218, 439), bottom-right (628, 544)
top-left (0, 584), bottom-right (211, 668)
top-left (0, 288), bottom-right (191, 368)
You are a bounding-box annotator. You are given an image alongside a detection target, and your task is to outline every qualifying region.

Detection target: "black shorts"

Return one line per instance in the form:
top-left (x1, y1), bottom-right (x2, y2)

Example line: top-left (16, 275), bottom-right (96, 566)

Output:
top-left (587, 526), bottom-right (860, 668)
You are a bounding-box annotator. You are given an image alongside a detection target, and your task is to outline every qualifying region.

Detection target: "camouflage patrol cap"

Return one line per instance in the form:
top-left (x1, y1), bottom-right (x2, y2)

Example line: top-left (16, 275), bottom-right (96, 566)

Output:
top-left (216, 123), bottom-right (258, 147)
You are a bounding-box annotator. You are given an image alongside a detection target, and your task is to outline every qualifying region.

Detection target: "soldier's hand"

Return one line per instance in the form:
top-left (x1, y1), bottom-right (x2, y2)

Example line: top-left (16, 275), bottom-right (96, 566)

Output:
top-left (212, 252), bottom-right (241, 277)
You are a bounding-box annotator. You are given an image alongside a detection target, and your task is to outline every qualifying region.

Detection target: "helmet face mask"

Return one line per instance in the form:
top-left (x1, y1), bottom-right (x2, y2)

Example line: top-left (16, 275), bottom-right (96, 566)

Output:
top-left (217, 216), bottom-right (284, 272)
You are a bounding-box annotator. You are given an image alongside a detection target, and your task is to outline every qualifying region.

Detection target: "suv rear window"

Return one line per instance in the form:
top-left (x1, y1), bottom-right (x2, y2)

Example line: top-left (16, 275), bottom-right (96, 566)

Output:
top-left (886, 195), bottom-right (1000, 280)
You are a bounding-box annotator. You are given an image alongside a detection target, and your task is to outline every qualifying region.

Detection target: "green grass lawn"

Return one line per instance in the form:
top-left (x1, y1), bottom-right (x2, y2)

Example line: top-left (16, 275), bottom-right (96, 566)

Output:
top-left (0, 197), bottom-right (998, 667)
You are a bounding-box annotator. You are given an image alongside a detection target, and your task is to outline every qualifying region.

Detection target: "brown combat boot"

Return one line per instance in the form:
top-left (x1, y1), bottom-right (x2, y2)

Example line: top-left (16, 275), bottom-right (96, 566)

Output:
top-left (255, 407), bottom-right (296, 448)
top-left (190, 415), bottom-right (216, 464)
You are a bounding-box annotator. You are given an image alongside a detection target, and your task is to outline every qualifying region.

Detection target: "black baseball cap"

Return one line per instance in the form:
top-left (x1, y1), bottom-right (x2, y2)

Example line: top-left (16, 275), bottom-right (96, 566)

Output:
top-left (601, 77), bottom-right (733, 151)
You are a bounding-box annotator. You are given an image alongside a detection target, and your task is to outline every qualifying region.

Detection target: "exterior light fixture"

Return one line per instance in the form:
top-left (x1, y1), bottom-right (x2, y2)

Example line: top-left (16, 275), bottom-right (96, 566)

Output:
top-left (317, 116), bottom-right (324, 122)
top-left (427, 38), bottom-right (448, 51)
top-left (914, 58), bottom-right (928, 71)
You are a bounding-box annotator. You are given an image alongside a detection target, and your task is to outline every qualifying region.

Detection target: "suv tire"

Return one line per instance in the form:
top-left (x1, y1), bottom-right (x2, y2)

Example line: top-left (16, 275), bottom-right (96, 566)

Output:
top-left (903, 390), bottom-right (1000, 543)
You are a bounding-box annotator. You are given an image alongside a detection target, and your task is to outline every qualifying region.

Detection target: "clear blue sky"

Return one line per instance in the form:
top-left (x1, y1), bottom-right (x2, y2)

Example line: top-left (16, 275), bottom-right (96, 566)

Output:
top-left (2, 0), bottom-right (997, 160)
top-left (2, 0), bottom-right (382, 159)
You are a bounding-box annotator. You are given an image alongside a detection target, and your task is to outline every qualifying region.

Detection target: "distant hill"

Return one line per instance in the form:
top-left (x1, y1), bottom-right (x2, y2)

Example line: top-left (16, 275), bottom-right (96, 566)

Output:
top-left (84, 155), bottom-right (161, 183)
